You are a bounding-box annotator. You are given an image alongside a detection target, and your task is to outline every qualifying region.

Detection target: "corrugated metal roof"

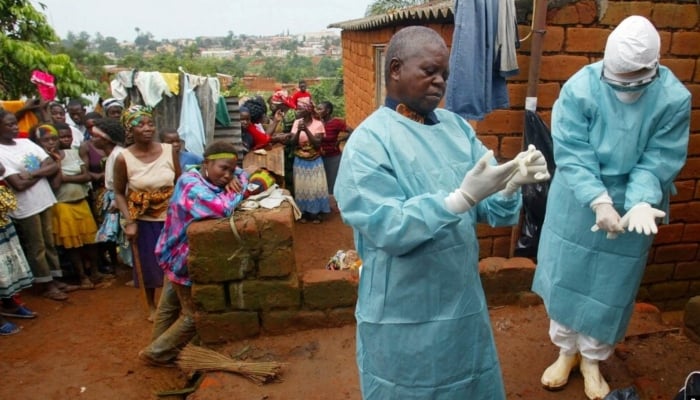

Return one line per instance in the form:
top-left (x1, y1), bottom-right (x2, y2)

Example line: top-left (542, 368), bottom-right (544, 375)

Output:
top-left (328, 1), bottom-right (455, 31)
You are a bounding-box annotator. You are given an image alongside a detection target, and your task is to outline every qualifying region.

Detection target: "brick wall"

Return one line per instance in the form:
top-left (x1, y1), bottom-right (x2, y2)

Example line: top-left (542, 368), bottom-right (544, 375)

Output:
top-left (340, 0), bottom-right (700, 309)
top-left (188, 204), bottom-right (357, 344)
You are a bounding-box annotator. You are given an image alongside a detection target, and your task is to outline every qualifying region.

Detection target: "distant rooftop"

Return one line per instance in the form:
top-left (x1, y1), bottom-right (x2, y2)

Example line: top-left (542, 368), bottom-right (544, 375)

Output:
top-left (327, 1), bottom-right (454, 31)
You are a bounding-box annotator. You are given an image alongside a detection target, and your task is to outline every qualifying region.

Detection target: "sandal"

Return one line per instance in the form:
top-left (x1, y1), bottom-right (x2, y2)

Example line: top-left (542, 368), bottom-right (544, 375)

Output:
top-left (0, 320), bottom-right (20, 336)
top-left (42, 288), bottom-right (68, 301)
top-left (80, 278), bottom-right (95, 290)
top-left (54, 281), bottom-right (80, 293)
top-left (0, 305), bottom-right (37, 319)
top-left (138, 350), bottom-right (177, 368)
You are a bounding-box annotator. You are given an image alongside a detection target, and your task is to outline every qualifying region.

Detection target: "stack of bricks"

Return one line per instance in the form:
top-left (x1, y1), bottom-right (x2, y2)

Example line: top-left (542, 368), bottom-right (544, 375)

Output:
top-left (187, 203), bottom-right (357, 344)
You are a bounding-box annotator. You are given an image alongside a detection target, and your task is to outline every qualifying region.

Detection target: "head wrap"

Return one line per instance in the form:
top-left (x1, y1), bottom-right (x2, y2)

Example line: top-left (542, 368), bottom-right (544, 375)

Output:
top-left (121, 105), bottom-right (153, 130)
top-left (35, 124), bottom-right (58, 139)
top-left (103, 98), bottom-right (124, 111)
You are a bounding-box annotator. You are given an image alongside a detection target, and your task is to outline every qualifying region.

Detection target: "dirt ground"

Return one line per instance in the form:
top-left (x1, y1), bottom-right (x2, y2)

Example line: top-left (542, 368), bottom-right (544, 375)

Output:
top-left (2, 206), bottom-right (699, 400)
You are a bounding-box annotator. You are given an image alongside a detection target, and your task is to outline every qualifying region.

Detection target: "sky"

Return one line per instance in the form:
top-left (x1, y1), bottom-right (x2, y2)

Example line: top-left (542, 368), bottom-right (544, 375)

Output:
top-left (33, 0), bottom-right (375, 41)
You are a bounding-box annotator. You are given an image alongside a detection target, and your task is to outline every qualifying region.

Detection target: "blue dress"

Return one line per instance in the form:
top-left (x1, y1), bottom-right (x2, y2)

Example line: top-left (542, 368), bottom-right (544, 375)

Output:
top-left (335, 107), bottom-right (521, 399)
top-left (532, 62), bottom-right (691, 345)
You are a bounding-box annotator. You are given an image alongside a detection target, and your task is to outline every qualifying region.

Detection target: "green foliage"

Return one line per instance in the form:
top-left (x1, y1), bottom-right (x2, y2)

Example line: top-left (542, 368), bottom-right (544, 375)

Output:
top-left (308, 66), bottom-right (346, 118)
top-left (0, 0), bottom-right (99, 99)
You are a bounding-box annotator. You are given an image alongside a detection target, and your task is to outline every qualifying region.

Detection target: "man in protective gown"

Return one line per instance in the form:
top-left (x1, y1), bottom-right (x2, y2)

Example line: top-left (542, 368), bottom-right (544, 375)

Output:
top-left (335, 26), bottom-right (550, 399)
top-left (532, 16), bottom-right (691, 400)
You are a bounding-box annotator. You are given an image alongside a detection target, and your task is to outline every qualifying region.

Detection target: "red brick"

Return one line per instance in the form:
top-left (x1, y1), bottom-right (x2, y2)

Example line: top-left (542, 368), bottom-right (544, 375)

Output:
top-left (478, 134), bottom-right (499, 153)
top-left (648, 281), bottom-right (690, 301)
top-left (599, 2), bottom-right (653, 26)
top-left (501, 136), bottom-right (524, 159)
top-left (195, 311), bottom-right (260, 344)
top-left (654, 243), bottom-right (698, 263)
top-left (508, 54), bottom-right (531, 82)
top-left (674, 201), bottom-right (700, 223)
top-left (478, 237), bottom-right (493, 259)
top-left (653, 223), bottom-right (684, 244)
top-left (674, 261), bottom-right (700, 280)
top-left (565, 28), bottom-right (610, 53)
top-left (475, 110), bottom-right (525, 135)
top-left (660, 58), bottom-right (696, 82)
top-left (518, 25), bottom-right (565, 54)
top-left (192, 284), bottom-right (226, 312)
top-left (689, 133), bottom-right (700, 155)
top-left (692, 112), bottom-right (700, 134)
top-left (642, 263), bottom-right (674, 284)
top-left (234, 277), bottom-right (301, 311)
top-left (477, 225), bottom-right (514, 237)
top-left (479, 257), bottom-right (507, 274)
top-left (659, 31), bottom-right (672, 57)
top-left (502, 257), bottom-right (536, 270)
top-left (634, 302), bottom-right (661, 314)
top-left (547, 3), bottom-right (581, 25)
top-left (683, 223), bottom-right (700, 242)
top-left (695, 60), bottom-right (700, 83)
top-left (576, 0), bottom-right (597, 24)
top-left (301, 269), bottom-right (358, 310)
top-left (540, 55), bottom-right (590, 81)
top-left (674, 180), bottom-right (697, 202)
top-left (685, 84), bottom-right (700, 109)
top-left (535, 83), bottom-right (562, 109)
top-left (493, 235), bottom-right (512, 257)
top-left (678, 157), bottom-right (700, 180)
top-left (258, 244), bottom-right (295, 278)
top-left (671, 32), bottom-right (700, 56)
top-left (651, 4), bottom-right (699, 29)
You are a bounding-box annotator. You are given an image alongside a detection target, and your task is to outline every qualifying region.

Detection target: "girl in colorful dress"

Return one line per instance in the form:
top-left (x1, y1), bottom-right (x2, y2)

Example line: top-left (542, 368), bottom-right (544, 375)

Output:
top-left (114, 106), bottom-right (180, 321)
top-left (291, 98), bottom-right (330, 223)
top-left (138, 140), bottom-right (247, 366)
top-left (33, 124), bottom-right (101, 290)
top-left (0, 160), bottom-right (36, 335)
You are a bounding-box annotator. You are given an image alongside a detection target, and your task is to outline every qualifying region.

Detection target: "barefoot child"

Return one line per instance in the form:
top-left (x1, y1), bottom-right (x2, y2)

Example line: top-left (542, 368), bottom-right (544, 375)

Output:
top-left (138, 140), bottom-right (247, 366)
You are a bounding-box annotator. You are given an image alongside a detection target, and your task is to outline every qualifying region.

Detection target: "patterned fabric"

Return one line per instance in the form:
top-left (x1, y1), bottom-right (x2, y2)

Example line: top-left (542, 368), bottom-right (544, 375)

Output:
top-left (0, 222), bottom-right (33, 298)
top-left (120, 105), bottom-right (153, 130)
top-left (155, 170), bottom-right (248, 286)
top-left (293, 156), bottom-right (330, 215)
top-left (95, 190), bottom-right (133, 267)
top-left (127, 187), bottom-right (174, 220)
top-left (395, 103), bottom-right (425, 124)
top-left (0, 185), bottom-right (18, 226)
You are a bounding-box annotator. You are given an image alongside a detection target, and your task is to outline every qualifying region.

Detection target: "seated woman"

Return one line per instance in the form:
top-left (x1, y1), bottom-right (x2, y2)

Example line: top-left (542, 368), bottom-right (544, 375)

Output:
top-left (138, 140), bottom-right (248, 366)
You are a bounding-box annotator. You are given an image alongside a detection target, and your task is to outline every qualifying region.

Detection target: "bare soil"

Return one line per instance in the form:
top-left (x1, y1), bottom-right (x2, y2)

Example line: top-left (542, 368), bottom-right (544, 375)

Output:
top-left (2, 207), bottom-right (698, 400)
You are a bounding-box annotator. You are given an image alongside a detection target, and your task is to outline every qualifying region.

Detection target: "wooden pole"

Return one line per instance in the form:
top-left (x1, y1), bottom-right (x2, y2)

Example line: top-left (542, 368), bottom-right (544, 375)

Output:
top-left (129, 237), bottom-right (149, 312)
top-left (510, 0), bottom-right (549, 257)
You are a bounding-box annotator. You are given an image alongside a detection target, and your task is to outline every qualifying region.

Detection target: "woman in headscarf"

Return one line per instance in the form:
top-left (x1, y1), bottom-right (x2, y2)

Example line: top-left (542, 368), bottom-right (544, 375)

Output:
top-left (291, 98), bottom-right (330, 224)
top-left (113, 105), bottom-right (181, 321)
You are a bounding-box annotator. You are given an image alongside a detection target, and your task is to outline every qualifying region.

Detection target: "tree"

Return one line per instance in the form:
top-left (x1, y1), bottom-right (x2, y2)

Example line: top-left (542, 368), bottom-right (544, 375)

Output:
top-left (0, 0), bottom-right (99, 99)
top-left (365, 0), bottom-right (432, 16)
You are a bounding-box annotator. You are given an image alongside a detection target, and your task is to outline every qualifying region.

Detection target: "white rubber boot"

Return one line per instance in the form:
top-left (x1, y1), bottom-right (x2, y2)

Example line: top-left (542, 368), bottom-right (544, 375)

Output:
top-left (541, 352), bottom-right (580, 390)
top-left (580, 357), bottom-right (610, 400)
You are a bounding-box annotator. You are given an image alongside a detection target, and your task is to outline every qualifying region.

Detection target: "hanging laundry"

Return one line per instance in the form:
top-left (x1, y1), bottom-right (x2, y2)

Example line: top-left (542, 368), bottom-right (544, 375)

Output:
top-left (110, 70), bottom-right (135, 101)
top-left (177, 75), bottom-right (206, 156)
top-left (445, 0), bottom-right (510, 121)
top-left (30, 70), bottom-right (57, 101)
top-left (160, 73), bottom-right (180, 95)
top-left (134, 71), bottom-right (172, 108)
top-left (215, 96), bottom-right (232, 127)
top-left (497, 0), bottom-right (520, 76)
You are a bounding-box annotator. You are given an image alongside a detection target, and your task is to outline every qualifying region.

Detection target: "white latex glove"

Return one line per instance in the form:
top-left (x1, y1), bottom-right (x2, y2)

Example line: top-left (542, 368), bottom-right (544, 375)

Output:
top-left (445, 150), bottom-right (518, 213)
top-left (620, 202), bottom-right (665, 235)
top-left (501, 145), bottom-right (551, 196)
top-left (590, 203), bottom-right (624, 239)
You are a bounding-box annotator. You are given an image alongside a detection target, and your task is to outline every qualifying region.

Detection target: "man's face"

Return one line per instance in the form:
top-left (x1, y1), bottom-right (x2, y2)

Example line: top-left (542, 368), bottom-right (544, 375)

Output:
top-left (391, 42), bottom-right (449, 116)
top-left (299, 82), bottom-right (307, 92)
top-left (67, 105), bottom-right (85, 125)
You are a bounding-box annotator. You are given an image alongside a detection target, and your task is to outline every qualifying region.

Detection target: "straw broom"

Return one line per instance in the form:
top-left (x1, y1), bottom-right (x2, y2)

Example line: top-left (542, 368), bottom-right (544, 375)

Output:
top-left (177, 344), bottom-right (285, 385)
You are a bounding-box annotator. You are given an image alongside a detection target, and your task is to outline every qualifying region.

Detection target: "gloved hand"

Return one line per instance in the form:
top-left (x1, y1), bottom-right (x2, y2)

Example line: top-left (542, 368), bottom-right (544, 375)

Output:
top-left (445, 150), bottom-right (517, 213)
top-left (620, 202), bottom-right (665, 235)
top-left (590, 203), bottom-right (624, 239)
top-left (501, 145), bottom-right (551, 196)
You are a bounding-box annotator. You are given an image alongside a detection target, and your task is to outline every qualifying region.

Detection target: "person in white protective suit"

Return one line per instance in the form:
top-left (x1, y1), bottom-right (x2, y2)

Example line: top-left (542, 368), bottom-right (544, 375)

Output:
top-left (532, 16), bottom-right (691, 400)
top-left (334, 26), bottom-right (550, 399)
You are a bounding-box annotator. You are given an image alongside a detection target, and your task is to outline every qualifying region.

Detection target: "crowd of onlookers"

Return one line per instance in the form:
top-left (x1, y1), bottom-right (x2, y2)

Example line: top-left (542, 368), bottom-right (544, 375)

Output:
top-left (0, 80), bottom-right (351, 338)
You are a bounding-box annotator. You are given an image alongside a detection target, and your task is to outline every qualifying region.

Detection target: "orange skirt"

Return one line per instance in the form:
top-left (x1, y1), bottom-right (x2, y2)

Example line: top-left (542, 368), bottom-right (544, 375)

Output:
top-left (51, 199), bottom-right (98, 248)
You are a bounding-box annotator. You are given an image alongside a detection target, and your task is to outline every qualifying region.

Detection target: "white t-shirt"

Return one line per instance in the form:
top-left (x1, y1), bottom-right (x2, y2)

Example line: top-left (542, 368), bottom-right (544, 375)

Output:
top-left (104, 145), bottom-right (124, 191)
top-left (70, 125), bottom-right (84, 149)
top-left (0, 139), bottom-right (57, 219)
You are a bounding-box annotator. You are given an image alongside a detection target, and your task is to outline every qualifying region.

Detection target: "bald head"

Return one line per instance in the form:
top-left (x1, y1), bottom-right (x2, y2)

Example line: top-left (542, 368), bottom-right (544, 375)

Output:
top-left (384, 26), bottom-right (448, 86)
top-left (384, 26), bottom-right (450, 115)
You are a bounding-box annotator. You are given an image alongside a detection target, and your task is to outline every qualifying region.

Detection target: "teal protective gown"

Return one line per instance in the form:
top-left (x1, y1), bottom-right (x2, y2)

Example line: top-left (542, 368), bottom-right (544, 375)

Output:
top-left (335, 107), bottom-right (521, 399)
top-left (532, 61), bottom-right (691, 345)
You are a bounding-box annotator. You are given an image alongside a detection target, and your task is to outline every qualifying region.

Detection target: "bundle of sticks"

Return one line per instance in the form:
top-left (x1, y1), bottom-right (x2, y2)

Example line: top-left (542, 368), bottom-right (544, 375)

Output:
top-left (177, 344), bottom-right (285, 385)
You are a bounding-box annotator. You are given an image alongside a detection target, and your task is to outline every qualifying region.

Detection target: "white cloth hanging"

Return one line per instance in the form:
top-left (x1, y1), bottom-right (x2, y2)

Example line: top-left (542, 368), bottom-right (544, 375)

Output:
top-left (177, 74), bottom-right (206, 156)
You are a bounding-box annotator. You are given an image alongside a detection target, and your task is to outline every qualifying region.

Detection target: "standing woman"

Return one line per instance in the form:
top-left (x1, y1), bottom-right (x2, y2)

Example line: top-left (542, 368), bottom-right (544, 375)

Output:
top-left (0, 110), bottom-right (76, 300)
top-left (317, 101), bottom-right (352, 195)
top-left (113, 106), bottom-right (181, 321)
top-left (290, 98), bottom-right (330, 224)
